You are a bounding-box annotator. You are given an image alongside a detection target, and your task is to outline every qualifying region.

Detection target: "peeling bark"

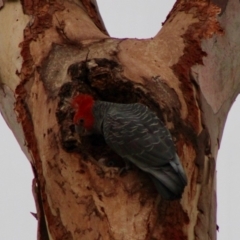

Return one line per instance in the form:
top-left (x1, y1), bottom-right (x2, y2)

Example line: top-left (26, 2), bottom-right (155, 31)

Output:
top-left (0, 0), bottom-right (240, 239)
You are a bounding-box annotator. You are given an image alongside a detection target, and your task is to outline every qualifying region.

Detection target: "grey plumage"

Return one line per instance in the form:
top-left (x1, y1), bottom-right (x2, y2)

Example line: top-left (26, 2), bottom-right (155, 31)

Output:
top-left (91, 101), bottom-right (187, 200)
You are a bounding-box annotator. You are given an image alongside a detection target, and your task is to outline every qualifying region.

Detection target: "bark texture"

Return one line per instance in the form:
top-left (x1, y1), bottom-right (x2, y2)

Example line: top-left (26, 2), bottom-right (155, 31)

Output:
top-left (0, 0), bottom-right (240, 239)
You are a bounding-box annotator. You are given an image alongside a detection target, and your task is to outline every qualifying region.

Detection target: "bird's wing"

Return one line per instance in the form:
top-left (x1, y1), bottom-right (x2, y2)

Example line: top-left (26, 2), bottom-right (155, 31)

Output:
top-left (102, 103), bottom-right (176, 169)
top-left (102, 103), bottom-right (187, 199)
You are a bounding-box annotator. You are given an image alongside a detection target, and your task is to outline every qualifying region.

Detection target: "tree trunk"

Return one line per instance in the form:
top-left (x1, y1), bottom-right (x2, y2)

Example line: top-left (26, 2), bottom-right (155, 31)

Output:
top-left (0, 0), bottom-right (239, 239)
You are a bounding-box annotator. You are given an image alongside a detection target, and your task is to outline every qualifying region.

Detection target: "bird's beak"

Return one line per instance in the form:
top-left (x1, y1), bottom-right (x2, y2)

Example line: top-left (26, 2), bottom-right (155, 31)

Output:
top-left (75, 124), bottom-right (89, 136)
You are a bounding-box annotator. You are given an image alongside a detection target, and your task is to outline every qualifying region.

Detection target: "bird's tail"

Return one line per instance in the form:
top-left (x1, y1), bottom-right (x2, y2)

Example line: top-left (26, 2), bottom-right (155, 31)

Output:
top-left (150, 154), bottom-right (187, 200)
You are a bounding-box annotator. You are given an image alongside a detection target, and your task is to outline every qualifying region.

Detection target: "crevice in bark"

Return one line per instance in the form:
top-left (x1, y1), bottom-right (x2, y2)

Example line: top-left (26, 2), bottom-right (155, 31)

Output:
top-left (55, 56), bottom-right (192, 171)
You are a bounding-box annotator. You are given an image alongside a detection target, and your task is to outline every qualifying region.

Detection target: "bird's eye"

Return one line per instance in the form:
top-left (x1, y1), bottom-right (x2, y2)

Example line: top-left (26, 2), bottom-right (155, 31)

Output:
top-left (79, 118), bottom-right (84, 124)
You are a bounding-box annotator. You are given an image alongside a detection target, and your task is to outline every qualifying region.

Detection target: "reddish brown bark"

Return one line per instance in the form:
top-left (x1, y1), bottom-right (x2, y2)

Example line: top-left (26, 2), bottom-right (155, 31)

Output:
top-left (1, 0), bottom-right (239, 239)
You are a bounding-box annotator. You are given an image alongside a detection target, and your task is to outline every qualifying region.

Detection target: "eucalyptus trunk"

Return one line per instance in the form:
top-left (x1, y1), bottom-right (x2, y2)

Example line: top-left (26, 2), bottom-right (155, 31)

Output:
top-left (0, 1), bottom-right (239, 239)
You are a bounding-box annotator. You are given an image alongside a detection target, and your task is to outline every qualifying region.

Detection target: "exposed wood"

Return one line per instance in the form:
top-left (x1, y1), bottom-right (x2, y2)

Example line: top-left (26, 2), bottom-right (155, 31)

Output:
top-left (0, 0), bottom-right (239, 239)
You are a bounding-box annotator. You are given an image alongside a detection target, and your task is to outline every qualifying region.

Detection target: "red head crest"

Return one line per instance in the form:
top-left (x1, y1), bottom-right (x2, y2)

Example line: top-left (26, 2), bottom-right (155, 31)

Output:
top-left (71, 94), bottom-right (95, 130)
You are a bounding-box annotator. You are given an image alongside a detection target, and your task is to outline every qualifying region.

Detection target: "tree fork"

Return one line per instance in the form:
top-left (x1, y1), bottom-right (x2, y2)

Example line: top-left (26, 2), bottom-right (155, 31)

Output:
top-left (1, 0), bottom-right (239, 239)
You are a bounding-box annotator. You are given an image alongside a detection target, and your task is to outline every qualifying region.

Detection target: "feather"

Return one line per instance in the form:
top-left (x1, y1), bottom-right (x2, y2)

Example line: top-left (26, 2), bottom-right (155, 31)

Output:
top-left (93, 101), bottom-right (187, 200)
